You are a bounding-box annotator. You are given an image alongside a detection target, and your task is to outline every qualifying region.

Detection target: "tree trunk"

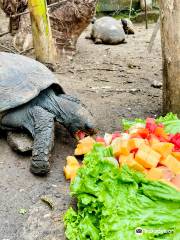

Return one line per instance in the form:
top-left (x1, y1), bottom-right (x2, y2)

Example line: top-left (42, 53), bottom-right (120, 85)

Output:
top-left (28, 0), bottom-right (57, 65)
top-left (159, 0), bottom-right (180, 116)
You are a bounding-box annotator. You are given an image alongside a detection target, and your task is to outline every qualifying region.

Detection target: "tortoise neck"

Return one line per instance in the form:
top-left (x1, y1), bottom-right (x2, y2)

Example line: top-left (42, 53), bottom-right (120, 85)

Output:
top-left (36, 88), bottom-right (65, 124)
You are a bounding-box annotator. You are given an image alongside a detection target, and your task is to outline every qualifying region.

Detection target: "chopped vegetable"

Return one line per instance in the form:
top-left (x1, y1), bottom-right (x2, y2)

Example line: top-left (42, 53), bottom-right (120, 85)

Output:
top-left (64, 156), bottom-right (81, 180)
top-left (74, 136), bottom-right (95, 155)
top-left (64, 145), bottom-right (180, 240)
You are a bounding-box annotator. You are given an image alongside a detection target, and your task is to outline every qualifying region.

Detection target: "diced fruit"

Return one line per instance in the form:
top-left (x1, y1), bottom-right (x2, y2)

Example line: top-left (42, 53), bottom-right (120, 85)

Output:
top-left (154, 127), bottom-right (168, 140)
top-left (129, 123), bottom-right (145, 134)
top-left (64, 156), bottom-right (80, 180)
top-left (104, 133), bottom-right (112, 145)
top-left (145, 118), bottom-right (157, 133)
top-left (67, 156), bottom-right (80, 166)
top-left (161, 155), bottom-right (180, 174)
top-left (75, 136), bottom-right (95, 155)
top-left (157, 166), bottom-right (174, 181)
top-left (172, 152), bottom-right (180, 161)
top-left (128, 138), bottom-right (145, 151)
top-left (136, 128), bottom-right (149, 139)
top-left (119, 154), bottom-right (145, 172)
top-left (171, 175), bottom-right (180, 189)
top-left (111, 138), bottom-right (130, 157)
top-left (147, 167), bottom-right (163, 180)
top-left (151, 142), bottom-right (174, 158)
top-left (148, 134), bottom-right (160, 146)
top-left (126, 159), bottom-right (145, 172)
top-left (96, 136), bottom-right (105, 145)
top-left (120, 133), bottom-right (130, 140)
top-left (112, 132), bottom-right (121, 140)
top-left (135, 144), bottom-right (161, 168)
top-left (170, 133), bottom-right (180, 149)
top-left (119, 153), bottom-right (134, 166)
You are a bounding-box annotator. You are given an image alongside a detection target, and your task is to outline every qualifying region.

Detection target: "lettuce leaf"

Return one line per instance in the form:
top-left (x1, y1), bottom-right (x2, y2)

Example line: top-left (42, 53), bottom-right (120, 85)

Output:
top-left (121, 118), bottom-right (145, 130)
top-left (156, 112), bottom-right (180, 134)
top-left (64, 144), bottom-right (180, 240)
top-left (122, 113), bottom-right (180, 134)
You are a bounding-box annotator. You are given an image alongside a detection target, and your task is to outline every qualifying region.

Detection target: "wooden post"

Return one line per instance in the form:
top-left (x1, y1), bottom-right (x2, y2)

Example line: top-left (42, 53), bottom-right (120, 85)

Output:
top-left (159, 0), bottom-right (180, 116)
top-left (28, 0), bottom-right (57, 65)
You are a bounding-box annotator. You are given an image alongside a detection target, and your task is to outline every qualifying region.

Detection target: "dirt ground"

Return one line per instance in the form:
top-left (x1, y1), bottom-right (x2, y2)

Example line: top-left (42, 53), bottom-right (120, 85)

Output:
top-left (0, 10), bottom-right (162, 240)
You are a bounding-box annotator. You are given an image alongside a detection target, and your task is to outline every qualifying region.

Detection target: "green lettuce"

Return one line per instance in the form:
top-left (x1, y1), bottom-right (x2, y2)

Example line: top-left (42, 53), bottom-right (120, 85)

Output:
top-left (121, 118), bottom-right (145, 131)
top-left (156, 112), bottom-right (180, 134)
top-left (64, 144), bottom-right (180, 240)
top-left (122, 112), bottom-right (180, 134)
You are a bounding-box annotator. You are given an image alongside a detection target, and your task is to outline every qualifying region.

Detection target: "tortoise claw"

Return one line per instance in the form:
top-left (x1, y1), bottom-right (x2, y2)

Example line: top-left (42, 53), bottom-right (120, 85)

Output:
top-left (30, 160), bottom-right (50, 176)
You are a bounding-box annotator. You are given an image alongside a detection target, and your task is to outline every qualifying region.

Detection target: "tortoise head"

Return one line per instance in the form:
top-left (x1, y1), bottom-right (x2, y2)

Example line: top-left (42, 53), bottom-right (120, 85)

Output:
top-left (55, 94), bottom-right (97, 139)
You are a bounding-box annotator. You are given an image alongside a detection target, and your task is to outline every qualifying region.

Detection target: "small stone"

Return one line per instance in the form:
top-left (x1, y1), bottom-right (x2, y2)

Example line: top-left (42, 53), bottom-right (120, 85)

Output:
top-left (151, 80), bottom-right (162, 88)
top-left (7, 132), bottom-right (33, 152)
top-left (129, 88), bottom-right (140, 94)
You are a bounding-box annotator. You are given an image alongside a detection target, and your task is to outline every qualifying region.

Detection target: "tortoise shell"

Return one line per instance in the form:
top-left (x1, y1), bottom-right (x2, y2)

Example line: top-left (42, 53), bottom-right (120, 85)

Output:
top-left (0, 52), bottom-right (64, 112)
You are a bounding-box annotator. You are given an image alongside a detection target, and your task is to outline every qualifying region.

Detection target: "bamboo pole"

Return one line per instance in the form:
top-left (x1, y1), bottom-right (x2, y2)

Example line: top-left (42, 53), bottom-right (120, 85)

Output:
top-left (159, 0), bottom-right (180, 116)
top-left (28, 0), bottom-right (57, 65)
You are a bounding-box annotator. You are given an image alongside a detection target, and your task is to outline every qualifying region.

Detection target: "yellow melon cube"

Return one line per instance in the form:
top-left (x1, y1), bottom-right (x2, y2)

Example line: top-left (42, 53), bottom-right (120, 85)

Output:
top-left (119, 153), bottom-right (145, 172)
top-left (67, 156), bottom-right (80, 166)
top-left (147, 167), bottom-right (163, 180)
top-left (119, 154), bottom-right (134, 166)
top-left (64, 156), bottom-right (81, 180)
top-left (126, 159), bottom-right (145, 172)
top-left (135, 144), bottom-right (160, 168)
top-left (152, 142), bottom-right (174, 158)
top-left (111, 138), bottom-right (130, 157)
top-left (161, 155), bottom-right (180, 175)
top-left (149, 135), bottom-right (160, 146)
top-left (128, 138), bottom-right (145, 151)
top-left (74, 136), bottom-right (95, 155)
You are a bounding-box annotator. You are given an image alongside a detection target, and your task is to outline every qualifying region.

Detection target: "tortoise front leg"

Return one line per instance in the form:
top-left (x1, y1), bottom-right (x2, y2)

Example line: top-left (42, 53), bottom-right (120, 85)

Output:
top-left (29, 106), bottom-right (55, 175)
top-left (1, 105), bottom-right (55, 175)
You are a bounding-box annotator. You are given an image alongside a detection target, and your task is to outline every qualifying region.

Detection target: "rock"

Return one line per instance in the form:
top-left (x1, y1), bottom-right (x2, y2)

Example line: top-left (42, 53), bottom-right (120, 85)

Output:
top-left (7, 132), bottom-right (33, 153)
top-left (151, 80), bottom-right (162, 88)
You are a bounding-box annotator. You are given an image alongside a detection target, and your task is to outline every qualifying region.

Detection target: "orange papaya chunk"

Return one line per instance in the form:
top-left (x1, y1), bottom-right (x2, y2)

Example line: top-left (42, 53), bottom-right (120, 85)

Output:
top-left (152, 142), bottom-right (174, 158)
top-left (119, 153), bottom-right (134, 166)
top-left (135, 144), bottom-right (160, 168)
top-left (149, 135), bottom-right (160, 146)
top-left (119, 154), bottom-right (145, 172)
top-left (172, 152), bottom-right (180, 161)
top-left (128, 138), bottom-right (145, 151)
top-left (64, 156), bottom-right (80, 180)
top-left (67, 156), bottom-right (80, 166)
top-left (74, 136), bottom-right (95, 155)
top-left (161, 155), bottom-right (180, 175)
top-left (154, 127), bottom-right (168, 139)
top-left (147, 167), bottom-right (163, 180)
top-left (126, 159), bottom-right (145, 172)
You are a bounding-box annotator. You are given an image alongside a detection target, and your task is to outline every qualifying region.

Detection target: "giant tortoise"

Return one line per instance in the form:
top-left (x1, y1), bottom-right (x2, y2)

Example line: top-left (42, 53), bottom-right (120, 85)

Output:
top-left (90, 16), bottom-right (126, 44)
top-left (0, 52), bottom-right (96, 175)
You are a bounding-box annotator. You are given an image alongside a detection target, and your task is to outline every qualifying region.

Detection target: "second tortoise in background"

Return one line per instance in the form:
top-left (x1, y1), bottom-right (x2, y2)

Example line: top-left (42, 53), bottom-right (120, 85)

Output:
top-left (89, 16), bottom-right (135, 44)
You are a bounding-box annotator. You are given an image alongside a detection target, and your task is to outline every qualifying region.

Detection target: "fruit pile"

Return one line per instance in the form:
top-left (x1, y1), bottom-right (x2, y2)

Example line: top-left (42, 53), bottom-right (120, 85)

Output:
top-left (64, 115), bottom-right (180, 190)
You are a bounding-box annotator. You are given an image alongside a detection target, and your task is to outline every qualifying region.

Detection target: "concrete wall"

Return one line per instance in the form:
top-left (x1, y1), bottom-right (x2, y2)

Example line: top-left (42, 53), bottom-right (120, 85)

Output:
top-left (97, 0), bottom-right (140, 12)
top-left (96, 0), bottom-right (159, 12)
